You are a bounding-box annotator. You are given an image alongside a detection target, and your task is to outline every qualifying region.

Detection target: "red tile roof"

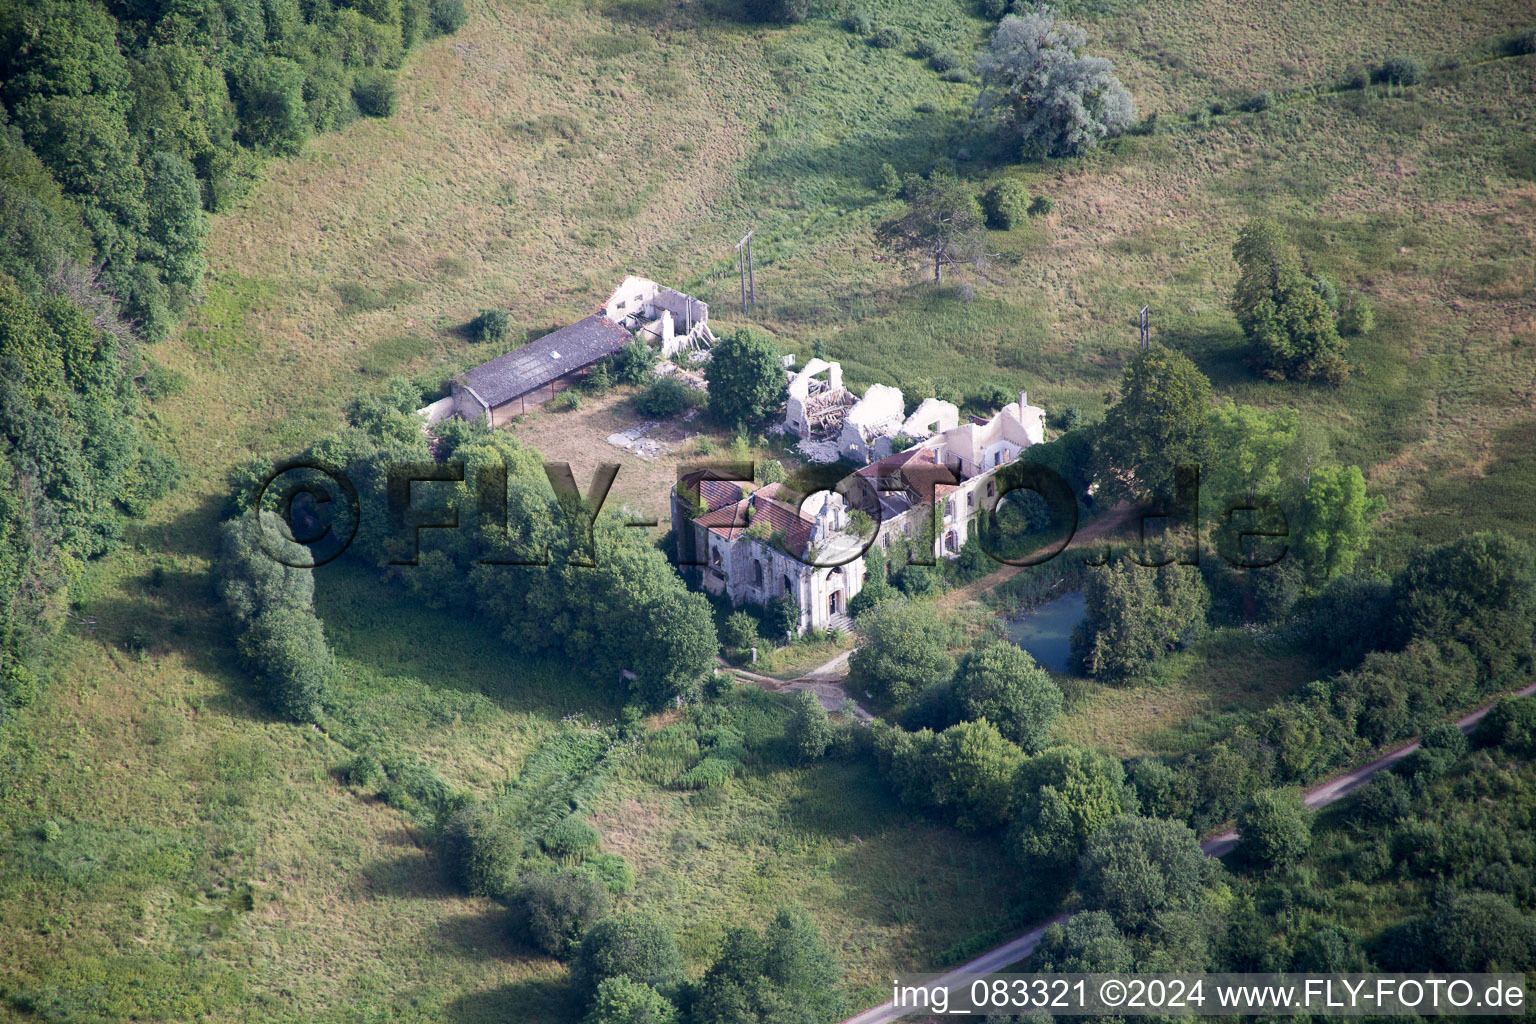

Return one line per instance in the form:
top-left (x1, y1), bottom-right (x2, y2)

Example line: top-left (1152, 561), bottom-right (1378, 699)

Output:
top-left (695, 482), bottom-right (815, 557)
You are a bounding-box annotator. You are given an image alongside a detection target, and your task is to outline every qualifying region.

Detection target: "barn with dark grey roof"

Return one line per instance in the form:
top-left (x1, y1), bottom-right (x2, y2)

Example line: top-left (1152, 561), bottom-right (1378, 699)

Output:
top-left (450, 314), bottom-right (631, 424)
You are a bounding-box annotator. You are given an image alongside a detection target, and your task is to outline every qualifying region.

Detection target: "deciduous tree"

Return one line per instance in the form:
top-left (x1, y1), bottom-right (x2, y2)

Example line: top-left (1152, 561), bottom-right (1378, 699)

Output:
top-left (977, 7), bottom-right (1136, 157)
top-left (951, 640), bottom-right (1062, 751)
top-left (1095, 344), bottom-right (1212, 502)
top-left (847, 599), bottom-right (955, 705)
top-left (1078, 814), bottom-right (1210, 931)
top-left (1008, 745), bottom-right (1130, 870)
top-left (1236, 788), bottom-right (1312, 870)
top-left (705, 328), bottom-right (788, 429)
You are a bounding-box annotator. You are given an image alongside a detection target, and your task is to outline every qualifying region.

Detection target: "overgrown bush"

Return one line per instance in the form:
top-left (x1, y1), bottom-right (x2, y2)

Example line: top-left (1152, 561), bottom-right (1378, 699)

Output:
top-left (743, 0), bottom-right (809, 23)
top-left (613, 340), bottom-right (656, 384)
top-left (677, 755), bottom-right (739, 790)
top-left (1337, 293), bottom-right (1376, 336)
top-left (579, 853), bottom-right (635, 894)
top-left (870, 26), bottom-right (901, 48)
top-left (982, 179), bottom-right (1032, 229)
top-left (635, 377), bottom-right (692, 418)
top-left (429, 0), bottom-right (467, 34)
top-left (978, 9), bottom-right (1136, 156)
top-left (352, 70), bottom-right (398, 118)
top-left (1473, 696), bottom-right (1536, 756)
top-left (788, 690), bottom-right (834, 762)
top-left (512, 869), bottom-right (613, 956)
top-left (543, 815), bottom-right (602, 862)
top-left (1028, 194), bottom-right (1054, 216)
top-left (443, 802), bottom-right (525, 897)
top-left (1505, 28), bottom-right (1536, 56)
top-left (238, 607), bottom-right (333, 722)
top-left (1236, 789), bottom-right (1313, 870)
top-left (471, 308), bottom-right (512, 344)
top-left (1373, 55), bottom-right (1423, 86)
top-left (720, 611), bottom-right (760, 653)
top-left (571, 911), bottom-right (686, 1002)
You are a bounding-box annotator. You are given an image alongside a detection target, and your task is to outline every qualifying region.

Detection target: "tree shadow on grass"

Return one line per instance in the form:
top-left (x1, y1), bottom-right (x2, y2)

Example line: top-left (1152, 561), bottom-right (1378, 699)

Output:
top-left (355, 846), bottom-right (463, 901)
top-left (1160, 318), bottom-right (1251, 391)
top-left (445, 974), bottom-right (578, 1024)
top-left (76, 542), bottom-right (274, 727)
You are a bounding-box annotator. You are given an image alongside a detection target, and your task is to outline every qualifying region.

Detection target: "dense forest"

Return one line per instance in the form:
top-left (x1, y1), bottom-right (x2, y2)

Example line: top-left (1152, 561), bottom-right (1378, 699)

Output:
top-left (0, 0), bottom-right (464, 726)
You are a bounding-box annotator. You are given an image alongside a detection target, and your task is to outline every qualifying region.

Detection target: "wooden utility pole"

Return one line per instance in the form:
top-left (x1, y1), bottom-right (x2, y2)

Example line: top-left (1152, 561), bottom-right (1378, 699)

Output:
top-left (735, 228), bottom-right (756, 311)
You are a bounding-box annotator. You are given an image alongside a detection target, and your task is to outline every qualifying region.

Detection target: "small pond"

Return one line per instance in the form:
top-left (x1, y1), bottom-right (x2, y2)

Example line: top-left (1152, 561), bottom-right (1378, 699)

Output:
top-left (1004, 591), bottom-right (1086, 673)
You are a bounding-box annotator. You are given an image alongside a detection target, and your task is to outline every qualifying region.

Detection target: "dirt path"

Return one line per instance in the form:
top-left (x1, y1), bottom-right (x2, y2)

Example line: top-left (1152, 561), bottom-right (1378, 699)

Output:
top-left (722, 660), bottom-right (873, 721)
top-left (837, 678), bottom-right (1536, 1024)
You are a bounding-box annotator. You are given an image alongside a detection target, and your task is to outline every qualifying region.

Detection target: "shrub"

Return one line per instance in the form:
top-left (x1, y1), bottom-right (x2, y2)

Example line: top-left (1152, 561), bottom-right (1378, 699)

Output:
top-left (1473, 696), bottom-right (1536, 756)
top-left (428, 0), bottom-right (466, 34)
top-left (471, 308), bottom-right (511, 344)
top-left (744, 0), bottom-right (809, 23)
top-left (982, 179), bottom-right (1031, 229)
top-left (704, 328), bottom-right (786, 428)
top-left (893, 564), bottom-right (940, 597)
top-left (1373, 55), bottom-right (1423, 86)
top-left (579, 853), bottom-right (635, 894)
top-left (1506, 28), bottom-right (1536, 56)
top-left (848, 600), bottom-right (954, 705)
top-left (1052, 406), bottom-right (1083, 430)
top-left (978, 10), bottom-right (1136, 156)
top-left (876, 162), bottom-right (903, 197)
top-left (1239, 90), bottom-right (1273, 112)
top-left (234, 56), bottom-right (309, 154)
top-left (352, 70), bottom-right (398, 117)
top-left (1236, 789), bottom-right (1313, 870)
top-left (844, 6), bottom-right (871, 34)
top-left (442, 802), bottom-right (525, 897)
top-left (513, 869), bottom-right (613, 956)
top-left (1356, 771), bottom-right (1411, 825)
top-left (952, 641), bottom-right (1062, 752)
top-left (585, 977), bottom-right (679, 1024)
top-left (635, 377), bottom-right (692, 418)
top-left (613, 340), bottom-right (656, 384)
top-left (1027, 194), bottom-right (1054, 216)
top-left (553, 390), bottom-right (581, 411)
top-left (788, 690), bottom-right (834, 762)
top-left (720, 611), bottom-right (759, 653)
top-left (1337, 293), bottom-right (1376, 336)
top-left (1009, 747), bottom-right (1130, 871)
top-left (543, 815), bottom-right (601, 862)
top-left (1078, 814), bottom-right (1208, 931)
top-left (571, 911), bottom-right (686, 1000)
top-left (938, 67), bottom-right (974, 84)
top-left (870, 26), bottom-right (901, 48)
top-left (930, 50), bottom-right (961, 73)
top-left (238, 607), bottom-right (333, 722)
top-left (1072, 562), bottom-right (1209, 681)
top-left (678, 756), bottom-right (739, 789)
top-left (754, 459), bottom-right (786, 484)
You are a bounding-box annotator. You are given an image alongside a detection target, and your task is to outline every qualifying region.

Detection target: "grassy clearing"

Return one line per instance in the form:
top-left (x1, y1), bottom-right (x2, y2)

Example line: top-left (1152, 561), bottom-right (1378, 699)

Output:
top-left (1050, 627), bottom-right (1333, 757)
top-left (590, 687), bottom-right (1035, 1007)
